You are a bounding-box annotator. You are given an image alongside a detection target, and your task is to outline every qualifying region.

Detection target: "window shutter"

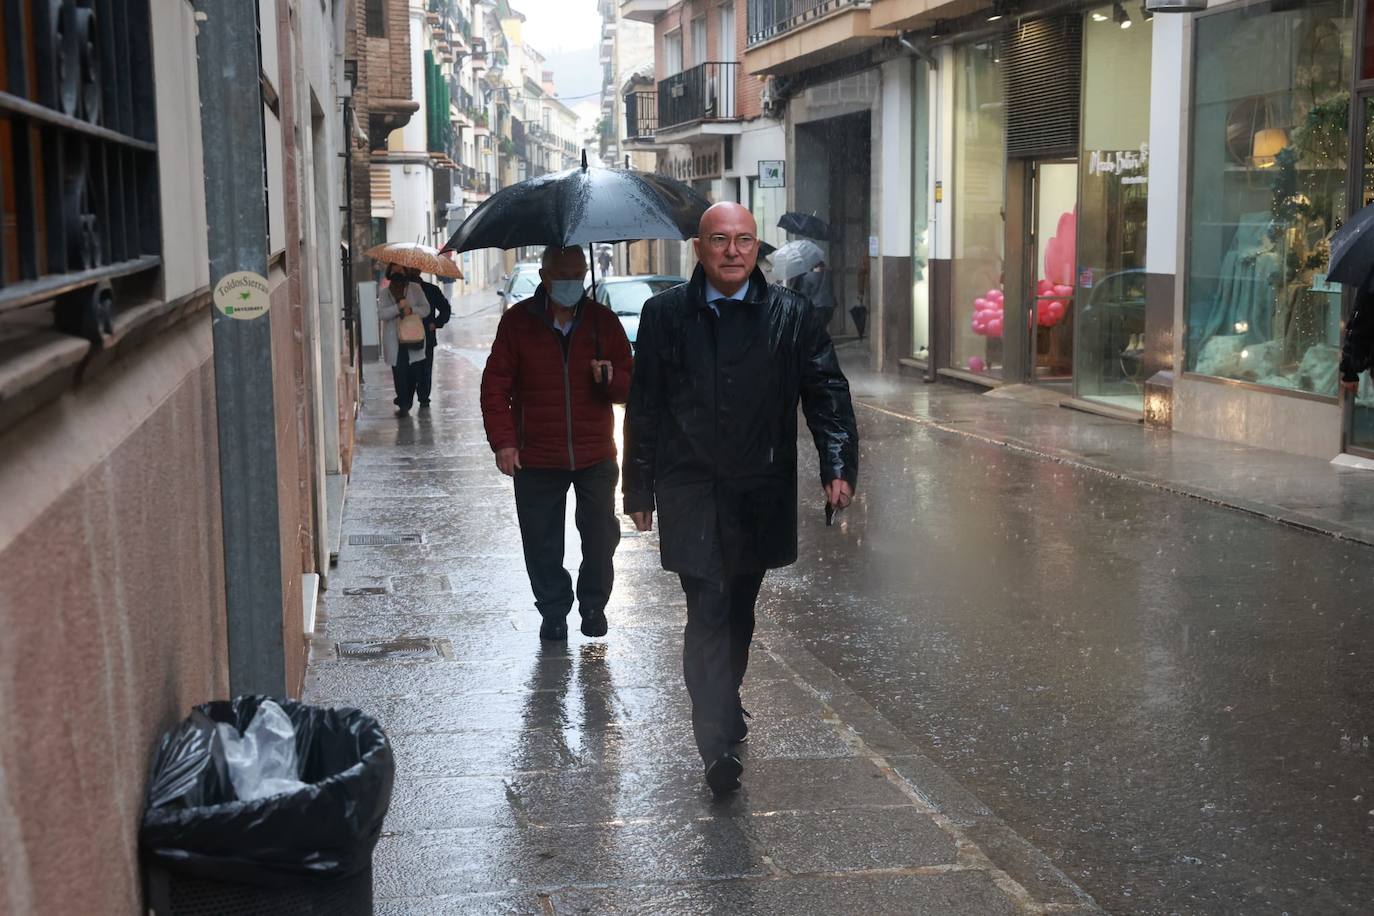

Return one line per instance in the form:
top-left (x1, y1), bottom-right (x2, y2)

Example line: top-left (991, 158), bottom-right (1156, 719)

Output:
top-left (1003, 16), bottom-right (1082, 159)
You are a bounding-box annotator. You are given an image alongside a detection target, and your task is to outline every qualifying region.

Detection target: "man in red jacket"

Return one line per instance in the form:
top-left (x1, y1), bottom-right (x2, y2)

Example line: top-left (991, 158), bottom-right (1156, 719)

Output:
top-left (481, 245), bottom-right (635, 641)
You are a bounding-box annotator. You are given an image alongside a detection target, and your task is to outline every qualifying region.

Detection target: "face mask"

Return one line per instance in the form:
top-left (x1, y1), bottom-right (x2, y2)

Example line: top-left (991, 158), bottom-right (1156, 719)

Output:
top-left (547, 279), bottom-right (584, 308)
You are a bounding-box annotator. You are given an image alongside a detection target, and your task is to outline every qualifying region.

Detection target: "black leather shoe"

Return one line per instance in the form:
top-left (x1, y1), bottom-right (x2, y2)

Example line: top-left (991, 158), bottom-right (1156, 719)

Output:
top-left (728, 706), bottom-right (752, 744)
top-left (580, 610), bottom-right (608, 638)
top-left (419, 400), bottom-right (431, 409)
top-left (705, 753), bottom-right (743, 796)
top-left (539, 619), bottom-right (568, 641)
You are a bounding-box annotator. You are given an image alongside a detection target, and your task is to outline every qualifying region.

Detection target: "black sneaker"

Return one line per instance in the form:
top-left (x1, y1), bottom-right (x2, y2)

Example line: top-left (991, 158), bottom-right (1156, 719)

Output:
top-left (705, 752), bottom-right (743, 796)
top-left (580, 610), bottom-right (608, 638)
top-left (539, 618), bottom-right (568, 641)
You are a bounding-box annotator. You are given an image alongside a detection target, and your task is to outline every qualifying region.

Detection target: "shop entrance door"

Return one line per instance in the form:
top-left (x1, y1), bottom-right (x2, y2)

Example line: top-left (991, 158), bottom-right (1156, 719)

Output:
top-left (1027, 159), bottom-right (1079, 386)
top-left (1345, 94), bottom-right (1374, 457)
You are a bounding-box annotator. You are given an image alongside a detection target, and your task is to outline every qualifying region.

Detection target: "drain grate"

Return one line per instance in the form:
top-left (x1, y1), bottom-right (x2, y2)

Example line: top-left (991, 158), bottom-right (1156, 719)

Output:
top-left (341, 586), bottom-right (389, 596)
top-left (336, 637), bottom-right (452, 661)
top-left (348, 533), bottom-right (423, 546)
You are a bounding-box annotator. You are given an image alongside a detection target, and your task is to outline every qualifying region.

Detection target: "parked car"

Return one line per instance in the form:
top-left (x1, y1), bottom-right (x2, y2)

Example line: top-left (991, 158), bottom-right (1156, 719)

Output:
top-left (498, 263), bottom-right (541, 310)
top-left (593, 275), bottom-right (686, 351)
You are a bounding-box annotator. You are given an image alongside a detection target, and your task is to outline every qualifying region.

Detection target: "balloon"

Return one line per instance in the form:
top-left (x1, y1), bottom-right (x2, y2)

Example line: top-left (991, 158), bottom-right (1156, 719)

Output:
top-left (968, 356), bottom-right (986, 372)
top-left (987, 318), bottom-right (1003, 337)
top-left (1052, 284), bottom-right (1074, 297)
top-left (987, 289), bottom-right (1003, 301)
top-left (975, 297), bottom-right (988, 310)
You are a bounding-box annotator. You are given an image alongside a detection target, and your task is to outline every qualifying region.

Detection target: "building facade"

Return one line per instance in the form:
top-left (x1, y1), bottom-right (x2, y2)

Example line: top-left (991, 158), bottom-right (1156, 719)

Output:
top-left (0, 0), bottom-right (361, 909)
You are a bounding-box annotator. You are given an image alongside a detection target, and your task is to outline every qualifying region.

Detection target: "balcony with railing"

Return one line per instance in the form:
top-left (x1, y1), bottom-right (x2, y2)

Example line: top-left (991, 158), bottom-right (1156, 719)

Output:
top-left (656, 62), bottom-right (738, 137)
top-left (744, 0), bottom-right (890, 75)
top-left (624, 90), bottom-right (657, 142)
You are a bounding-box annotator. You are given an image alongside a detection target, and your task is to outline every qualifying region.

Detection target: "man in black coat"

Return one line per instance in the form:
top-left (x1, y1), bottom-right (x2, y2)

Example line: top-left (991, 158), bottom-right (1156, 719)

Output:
top-left (406, 266), bottom-right (453, 408)
top-left (623, 202), bottom-right (859, 796)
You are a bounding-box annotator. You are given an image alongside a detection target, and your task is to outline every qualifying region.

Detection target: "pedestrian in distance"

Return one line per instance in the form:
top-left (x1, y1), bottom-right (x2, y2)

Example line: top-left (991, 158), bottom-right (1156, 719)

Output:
top-left (480, 245), bottom-right (635, 641)
top-left (623, 202), bottom-right (859, 797)
top-left (405, 265), bottom-right (453, 409)
top-left (378, 263), bottom-right (431, 417)
top-left (1340, 283), bottom-right (1373, 394)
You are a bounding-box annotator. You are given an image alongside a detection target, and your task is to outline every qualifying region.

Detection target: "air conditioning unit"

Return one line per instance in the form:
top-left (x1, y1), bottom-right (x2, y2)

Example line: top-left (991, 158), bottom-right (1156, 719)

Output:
top-left (1144, 0), bottom-right (1206, 10)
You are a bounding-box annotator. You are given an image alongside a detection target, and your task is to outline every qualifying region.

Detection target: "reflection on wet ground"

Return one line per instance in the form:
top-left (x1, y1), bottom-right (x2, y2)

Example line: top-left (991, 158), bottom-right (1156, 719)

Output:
top-left (305, 294), bottom-right (1094, 915)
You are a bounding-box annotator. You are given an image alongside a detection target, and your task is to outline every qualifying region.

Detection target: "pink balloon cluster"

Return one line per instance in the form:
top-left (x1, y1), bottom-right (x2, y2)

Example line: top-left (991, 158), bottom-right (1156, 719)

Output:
top-left (1037, 210), bottom-right (1076, 329)
top-left (970, 288), bottom-right (1005, 338)
top-left (1035, 278), bottom-right (1072, 328)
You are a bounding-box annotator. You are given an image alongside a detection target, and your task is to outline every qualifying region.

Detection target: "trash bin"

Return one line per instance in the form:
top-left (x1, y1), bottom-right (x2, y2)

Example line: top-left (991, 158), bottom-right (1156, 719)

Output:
top-left (140, 696), bottom-right (394, 916)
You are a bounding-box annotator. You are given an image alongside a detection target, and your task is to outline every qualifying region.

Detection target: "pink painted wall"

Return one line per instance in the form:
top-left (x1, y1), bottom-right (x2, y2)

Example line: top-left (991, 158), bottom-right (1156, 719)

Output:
top-left (0, 315), bottom-right (229, 914)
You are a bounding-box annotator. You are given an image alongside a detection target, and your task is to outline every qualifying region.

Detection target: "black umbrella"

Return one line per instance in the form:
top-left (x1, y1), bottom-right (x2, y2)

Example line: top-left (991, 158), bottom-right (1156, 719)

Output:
top-left (778, 211), bottom-right (831, 241)
top-left (441, 150), bottom-right (711, 254)
top-left (1328, 203), bottom-right (1374, 289)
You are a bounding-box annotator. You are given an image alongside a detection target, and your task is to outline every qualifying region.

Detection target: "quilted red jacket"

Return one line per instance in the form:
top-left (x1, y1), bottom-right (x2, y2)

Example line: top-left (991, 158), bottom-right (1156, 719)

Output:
top-left (481, 288), bottom-right (634, 470)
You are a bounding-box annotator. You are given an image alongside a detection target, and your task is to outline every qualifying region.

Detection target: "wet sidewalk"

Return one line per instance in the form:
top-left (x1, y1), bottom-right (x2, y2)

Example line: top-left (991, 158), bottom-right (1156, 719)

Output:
top-left (842, 354), bottom-right (1374, 547)
top-left (304, 295), bottom-right (1103, 915)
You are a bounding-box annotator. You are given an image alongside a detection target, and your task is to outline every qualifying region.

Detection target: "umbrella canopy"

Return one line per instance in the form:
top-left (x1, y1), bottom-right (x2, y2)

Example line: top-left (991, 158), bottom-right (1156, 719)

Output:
top-left (442, 153), bottom-right (711, 254)
top-left (778, 211), bottom-right (831, 241)
top-left (770, 239), bottom-right (825, 282)
top-left (1327, 203), bottom-right (1374, 289)
top-left (366, 242), bottom-right (463, 279)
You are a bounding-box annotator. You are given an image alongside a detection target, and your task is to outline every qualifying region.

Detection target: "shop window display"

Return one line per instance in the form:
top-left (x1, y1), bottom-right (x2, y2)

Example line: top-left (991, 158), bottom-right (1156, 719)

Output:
top-left (1075, 5), bottom-right (1152, 410)
top-left (952, 42), bottom-right (1007, 376)
top-left (1185, 1), bottom-right (1355, 396)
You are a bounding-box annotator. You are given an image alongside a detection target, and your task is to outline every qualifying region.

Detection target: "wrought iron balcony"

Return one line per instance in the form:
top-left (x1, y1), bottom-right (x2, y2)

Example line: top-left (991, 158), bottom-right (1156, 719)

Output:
top-left (747, 0), bottom-right (865, 46)
top-left (657, 62), bottom-right (738, 131)
top-left (624, 90), bottom-right (657, 140)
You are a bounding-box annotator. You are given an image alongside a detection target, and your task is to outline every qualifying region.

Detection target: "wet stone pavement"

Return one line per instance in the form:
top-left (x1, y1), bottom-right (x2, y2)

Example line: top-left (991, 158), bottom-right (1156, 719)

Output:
top-left (304, 292), bottom-right (1101, 915)
top-left (308, 290), bottom-right (1374, 915)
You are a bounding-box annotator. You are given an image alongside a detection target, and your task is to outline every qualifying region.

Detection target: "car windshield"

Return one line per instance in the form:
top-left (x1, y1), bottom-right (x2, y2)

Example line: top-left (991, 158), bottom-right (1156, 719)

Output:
top-left (602, 280), bottom-right (681, 316)
top-left (509, 272), bottom-right (540, 298)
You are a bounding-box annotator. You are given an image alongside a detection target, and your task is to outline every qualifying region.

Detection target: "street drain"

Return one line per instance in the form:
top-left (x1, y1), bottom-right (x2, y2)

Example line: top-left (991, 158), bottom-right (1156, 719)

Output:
top-left (348, 533), bottom-right (423, 546)
top-left (341, 586), bottom-right (389, 596)
top-left (336, 637), bottom-right (452, 661)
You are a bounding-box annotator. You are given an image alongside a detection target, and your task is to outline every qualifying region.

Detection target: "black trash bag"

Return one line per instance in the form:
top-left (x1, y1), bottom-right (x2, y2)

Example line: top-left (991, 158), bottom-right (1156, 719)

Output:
top-left (141, 696), bottom-right (394, 887)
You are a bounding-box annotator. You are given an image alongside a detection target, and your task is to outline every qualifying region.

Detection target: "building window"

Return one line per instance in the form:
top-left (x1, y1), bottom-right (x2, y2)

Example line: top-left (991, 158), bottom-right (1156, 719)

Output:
top-left (691, 16), bottom-right (708, 66)
top-left (1184, 1), bottom-right (1354, 396)
top-left (0, 0), bottom-right (160, 336)
top-left (366, 0), bottom-right (386, 37)
top-left (664, 29), bottom-right (684, 76)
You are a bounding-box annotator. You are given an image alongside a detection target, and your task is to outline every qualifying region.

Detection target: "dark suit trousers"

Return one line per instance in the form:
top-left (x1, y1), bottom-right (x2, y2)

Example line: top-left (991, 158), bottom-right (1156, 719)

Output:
top-left (513, 461), bottom-right (621, 622)
top-left (680, 569), bottom-right (766, 763)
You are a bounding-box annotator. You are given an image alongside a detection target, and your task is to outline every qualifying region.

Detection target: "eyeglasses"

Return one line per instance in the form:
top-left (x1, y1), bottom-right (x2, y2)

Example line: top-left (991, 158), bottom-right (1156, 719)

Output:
top-left (705, 233), bottom-right (757, 252)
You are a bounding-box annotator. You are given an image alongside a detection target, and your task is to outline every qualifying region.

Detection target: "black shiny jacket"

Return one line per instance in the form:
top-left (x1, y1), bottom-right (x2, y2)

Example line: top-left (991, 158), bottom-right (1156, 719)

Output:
top-left (1342, 286), bottom-right (1374, 382)
top-left (623, 265), bottom-right (859, 579)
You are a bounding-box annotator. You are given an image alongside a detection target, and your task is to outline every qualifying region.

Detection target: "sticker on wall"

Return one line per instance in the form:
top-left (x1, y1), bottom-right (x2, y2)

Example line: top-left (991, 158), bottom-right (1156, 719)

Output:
top-left (868, 236), bottom-right (879, 258)
top-left (213, 271), bottom-right (271, 320)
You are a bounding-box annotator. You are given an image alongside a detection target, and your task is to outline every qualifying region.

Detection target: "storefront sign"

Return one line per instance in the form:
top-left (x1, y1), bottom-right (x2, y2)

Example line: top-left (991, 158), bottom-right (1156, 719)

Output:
top-left (758, 160), bottom-right (785, 188)
top-left (1088, 144), bottom-right (1150, 185)
top-left (660, 141), bottom-right (723, 181)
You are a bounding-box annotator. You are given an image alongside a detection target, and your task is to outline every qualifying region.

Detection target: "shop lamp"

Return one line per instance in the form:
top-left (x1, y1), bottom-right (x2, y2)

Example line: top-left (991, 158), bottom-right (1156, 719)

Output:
top-left (1092, 9), bottom-right (1109, 21)
top-left (1251, 127), bottom-right (1288, 168)
top-left (1114, 2), bottom-right (1131, 27)
top-left (1139, 2), bottom-right (1153, 20)
top-left (987, 1), bottom-right (1006, 21)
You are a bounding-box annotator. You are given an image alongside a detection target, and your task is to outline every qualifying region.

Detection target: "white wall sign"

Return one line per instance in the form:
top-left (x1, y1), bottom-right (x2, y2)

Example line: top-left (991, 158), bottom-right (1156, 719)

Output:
top-left (868, 236), bottom-right (879, 258)
top-left (213, 271), bottom-right (271, 320)
top-left (758, 160), bottom-right (785, 188)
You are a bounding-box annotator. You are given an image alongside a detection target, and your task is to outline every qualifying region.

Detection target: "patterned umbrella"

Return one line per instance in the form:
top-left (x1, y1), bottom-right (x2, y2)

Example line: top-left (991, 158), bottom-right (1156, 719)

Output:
top-left (366, 242), bottom-right (463, 279)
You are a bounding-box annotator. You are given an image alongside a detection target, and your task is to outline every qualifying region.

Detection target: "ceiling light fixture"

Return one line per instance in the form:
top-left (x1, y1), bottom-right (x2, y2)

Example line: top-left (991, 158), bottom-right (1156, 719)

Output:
top-left (1092, 8), bottom-right (1109, 21)
top-left (987, 1), bottom-right (1006, 21)
top-left (1139, 2), bottom-right (1154, 20)
top-left (1114, 2), bottom-right (1132, 27)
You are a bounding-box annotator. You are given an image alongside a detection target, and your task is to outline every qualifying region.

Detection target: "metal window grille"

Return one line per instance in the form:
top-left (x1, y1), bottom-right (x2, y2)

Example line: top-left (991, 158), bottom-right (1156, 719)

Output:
top-left (1002, 16), bottom-right (1082, 159)
top-left (1, 0), bottom-right (161, 337)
